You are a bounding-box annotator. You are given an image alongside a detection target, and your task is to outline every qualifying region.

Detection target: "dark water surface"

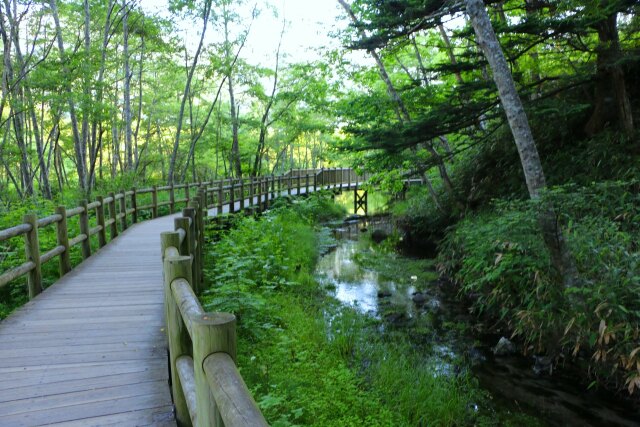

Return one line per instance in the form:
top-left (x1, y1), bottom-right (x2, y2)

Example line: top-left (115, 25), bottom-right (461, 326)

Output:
top-left (315, 219), bottom-right (640, 427)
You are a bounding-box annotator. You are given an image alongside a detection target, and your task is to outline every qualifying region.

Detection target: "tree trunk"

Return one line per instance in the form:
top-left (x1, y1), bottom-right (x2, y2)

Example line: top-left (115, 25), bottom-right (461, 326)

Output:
top-left (167, 0), bottom-right (212, 184)
top-left (122, 0), bottom-right (133, 170)
top-left (466, 0), bottom-right (578, 288)
top-left (50, 0), bottom-right (87, 191)
top-left (89, 0), bottom-right (115, 188)
top-left (585, 9), bottom-right (633, 137)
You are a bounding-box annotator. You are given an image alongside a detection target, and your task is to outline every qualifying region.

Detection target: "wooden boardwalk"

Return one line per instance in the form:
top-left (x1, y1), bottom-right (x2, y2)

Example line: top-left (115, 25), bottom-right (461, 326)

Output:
top-left (0, 215), bottom-right (178, 426)
top-left (0, 175), bottom-right (366, 426)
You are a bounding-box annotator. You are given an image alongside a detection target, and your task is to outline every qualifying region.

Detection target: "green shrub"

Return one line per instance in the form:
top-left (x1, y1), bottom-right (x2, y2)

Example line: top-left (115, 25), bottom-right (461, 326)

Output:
top-left (438, 182), bottom-right (640, 393)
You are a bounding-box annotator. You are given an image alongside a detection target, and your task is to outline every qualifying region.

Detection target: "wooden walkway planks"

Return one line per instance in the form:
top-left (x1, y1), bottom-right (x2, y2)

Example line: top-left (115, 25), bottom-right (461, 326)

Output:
top-left (0, 184), bottom-right (354, 426)
top-left (0, 216), bottom-right (178, 427)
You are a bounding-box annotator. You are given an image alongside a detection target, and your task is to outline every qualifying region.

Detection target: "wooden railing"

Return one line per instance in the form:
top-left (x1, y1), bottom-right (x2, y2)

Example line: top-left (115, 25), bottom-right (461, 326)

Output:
top-left (158, 168), bottom-right (370, 427)
top-left (0, 168), bottom-right (367, 303)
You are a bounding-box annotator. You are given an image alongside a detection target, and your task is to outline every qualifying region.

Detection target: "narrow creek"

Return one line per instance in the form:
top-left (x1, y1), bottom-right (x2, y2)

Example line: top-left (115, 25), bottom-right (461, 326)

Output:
top-left (315, 217), bottom-right (639, 427)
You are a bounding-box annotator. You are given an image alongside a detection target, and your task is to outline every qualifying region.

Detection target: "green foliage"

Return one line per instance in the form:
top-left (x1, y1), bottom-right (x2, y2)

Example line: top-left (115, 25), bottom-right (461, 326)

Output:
top-left (202, 196), bottom-right (488, 425)
top-left (438, 182), bottom-right (640, 392)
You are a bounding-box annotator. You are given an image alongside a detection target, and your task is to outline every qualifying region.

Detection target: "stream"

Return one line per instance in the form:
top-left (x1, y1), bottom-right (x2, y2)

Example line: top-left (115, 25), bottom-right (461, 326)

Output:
top-left (315, 217), bottom-right (640, 426)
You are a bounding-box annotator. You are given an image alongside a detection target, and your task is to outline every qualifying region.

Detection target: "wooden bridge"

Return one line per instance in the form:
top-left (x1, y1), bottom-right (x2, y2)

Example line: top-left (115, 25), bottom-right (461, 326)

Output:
top-left (0, 169), bottom-right (371, 426)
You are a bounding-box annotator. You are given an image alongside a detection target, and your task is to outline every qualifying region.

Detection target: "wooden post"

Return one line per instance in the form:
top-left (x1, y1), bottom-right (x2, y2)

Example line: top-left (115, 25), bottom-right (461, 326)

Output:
top-left (288, 171), bottom-right (293, 196)
top-left (239, 179), bottom-right (245, 210)
top-left (108, 192), bottom-right (118, 238)
top-left (306, 173), bottom-right (310, 194)
top-left (249, 179), bottom-right (254, 207)
top-left (262, 177), bottom-right (268, 210)
top-left (202, 185), bottom-right (209, 209)
top-left (175, 217), bottom-right (191, 257)
top-left (152, 185), bottom-right (159, 218)
top-left (297, 173), bottom-right (301, 195)
top-left (170, 183), bottom-right (176, 214)
top-left (229, 180), bottom-right (235, 214)
top-left (313, 171), bottom-right (318, 192)
top-left (163, 255), bottom-right (193, 427)
top-left (55, 206), bottom-right (71, 276)
top-left (217, 180), bottom-right (223, 215)
top-left (131, 187), bottom-right (138, 224)
top-left (95, 196), bottom-right (107, 248)
top-left (119, 190), bottom-right (127, 231)
top-left (196, 191), bottom-right (206, 282)
top-left (79, 199), bottom-right (91, 260)
top-left (161, 231), bottom-right (181, 260)
top-left (192, 312), bottom-right (236, 427)
top-left (183, 206), bottom-right (199, 293)
top-left (23, 213), bottom-right (42, 299)
top-left (185, 184), bottom-right (191, 204)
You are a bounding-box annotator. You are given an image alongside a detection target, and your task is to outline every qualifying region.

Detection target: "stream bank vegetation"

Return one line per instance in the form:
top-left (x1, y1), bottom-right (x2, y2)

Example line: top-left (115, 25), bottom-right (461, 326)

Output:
top-left (202, 194), bottom-right (541, 426)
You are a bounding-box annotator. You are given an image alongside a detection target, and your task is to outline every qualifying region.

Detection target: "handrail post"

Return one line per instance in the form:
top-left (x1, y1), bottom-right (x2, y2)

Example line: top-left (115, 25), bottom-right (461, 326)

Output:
top-left (175, 217), bottom-right (191, 257)
top-left (297, 173), bottom-right (301, 195)
top-left (119, 189), bottom-right (127, 231)
top-left (131, 187), bottom-right (138, 224)
top-left (79, 200), bottom-right (91, 260)
top-left (161, 231), bottom-right (181, 261)
top-left (306, 173), bottom-right (310, 194)
top-left (263, 177), bottom-right (270, 210)
top-left (23, 213), bottom-right (42, 299)
top-left (197, 190), bottom-right (206, 282)
top-left (271, 175), bottom-right (276, 202)
top-left (183, 206), bottom-right (199, 293)
top-left (108, 192), bottom-right (118, 238)
top-left (229, 180), bottom-right (235, 214)
top-left (217, 180), bottom-right (223, 215)
top-left (170, 183), bottom-right (176, 214)
top-left (192, 312), bottom-right (236, 427)
top-left (313, 171), bottom-right (318, 192)
top-left (152, 185), bottom-right (159, 218)
top-left (202, 185), bottom-right (209, 209)
top-left (185, 184), bottom-right (191, 204)
top-left (163, 255), bottom-right (193, 427)
top-left (55, 206), bottom-right (71, 276)
top-left (249, 178), bottom-right (254, 207)
top-left (288, 170), bottom-right (293, 196)
top-left (96, 196), bottom-right (107, 248)
top-left (239, 179), bottom-right (245, 210)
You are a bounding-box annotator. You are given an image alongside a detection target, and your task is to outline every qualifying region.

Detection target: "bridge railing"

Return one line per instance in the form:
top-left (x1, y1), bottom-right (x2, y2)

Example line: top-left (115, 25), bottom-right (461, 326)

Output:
top-left (0, 168), bottom-right (366, 304)
top-left (157, 169), bottom-right (372, 426)
top-left (160, 196), bottom-right (268, 427)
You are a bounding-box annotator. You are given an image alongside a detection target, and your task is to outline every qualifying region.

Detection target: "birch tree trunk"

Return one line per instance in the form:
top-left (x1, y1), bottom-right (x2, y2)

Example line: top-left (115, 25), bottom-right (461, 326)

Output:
top-left (466, 0), bottom-right (578, 288)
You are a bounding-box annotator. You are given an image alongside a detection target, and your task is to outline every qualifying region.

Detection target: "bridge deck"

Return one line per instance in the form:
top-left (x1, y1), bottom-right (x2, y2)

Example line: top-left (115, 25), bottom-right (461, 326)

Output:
top-left (0, 185), bottom-right (362, 426)
top-left (0, 216), bottom-right (177, 427)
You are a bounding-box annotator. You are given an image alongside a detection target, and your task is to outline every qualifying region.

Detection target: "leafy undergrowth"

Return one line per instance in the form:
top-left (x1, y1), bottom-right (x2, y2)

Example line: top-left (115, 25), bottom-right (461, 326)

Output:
top-left (202, 195), bottom-right (494, 426)
top-left (438, 181), bottom-right (640, 395)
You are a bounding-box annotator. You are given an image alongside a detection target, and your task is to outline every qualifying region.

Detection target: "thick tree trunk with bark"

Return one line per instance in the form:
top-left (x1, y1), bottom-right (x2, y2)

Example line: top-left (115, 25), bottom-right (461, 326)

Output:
top-left (466, 0), bottom-right (578, 288)
top-left (585, 9), bottom-right (633, 137)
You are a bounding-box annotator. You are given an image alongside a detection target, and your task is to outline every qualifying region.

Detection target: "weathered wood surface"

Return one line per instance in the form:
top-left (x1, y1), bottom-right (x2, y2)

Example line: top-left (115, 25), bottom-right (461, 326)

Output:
top-left (0, 216), bottom-right (178, 427)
